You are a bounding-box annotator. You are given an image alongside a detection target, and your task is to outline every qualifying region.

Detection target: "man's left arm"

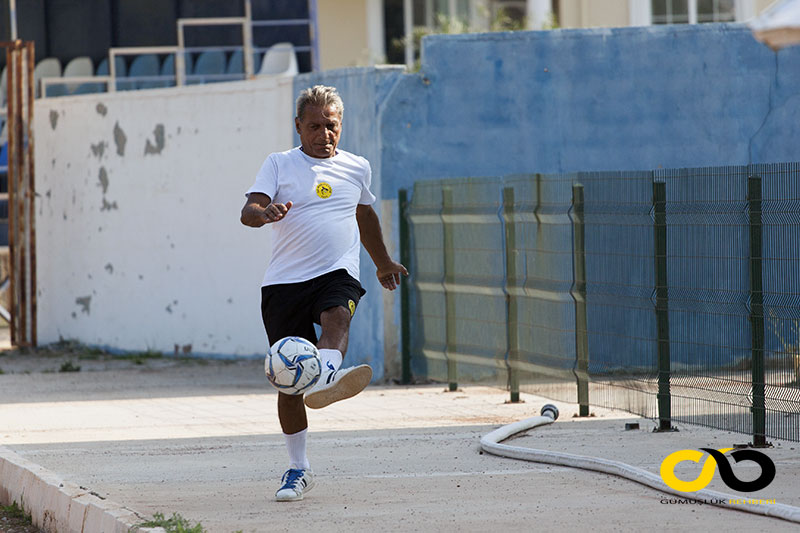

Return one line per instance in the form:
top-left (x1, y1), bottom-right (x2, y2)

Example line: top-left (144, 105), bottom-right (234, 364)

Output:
top-left (356, 204), bottom-right (408, 291)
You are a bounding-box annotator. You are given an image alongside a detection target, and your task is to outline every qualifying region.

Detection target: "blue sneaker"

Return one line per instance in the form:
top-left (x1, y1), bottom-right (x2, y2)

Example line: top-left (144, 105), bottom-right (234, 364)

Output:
top-left (275, 468), bottom-right (315, 502)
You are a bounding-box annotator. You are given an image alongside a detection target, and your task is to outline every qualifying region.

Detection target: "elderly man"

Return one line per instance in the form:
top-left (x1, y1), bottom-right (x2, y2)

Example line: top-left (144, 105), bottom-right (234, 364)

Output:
top-left (241, 85), bottom-right (406, 501)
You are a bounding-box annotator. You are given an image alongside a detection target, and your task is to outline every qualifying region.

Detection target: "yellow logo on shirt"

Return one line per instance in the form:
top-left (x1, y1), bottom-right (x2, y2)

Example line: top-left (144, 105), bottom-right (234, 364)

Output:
top-left (348, 299), bottom-right (356, 316)
top-left (316, 182), bottom-right (332, 199)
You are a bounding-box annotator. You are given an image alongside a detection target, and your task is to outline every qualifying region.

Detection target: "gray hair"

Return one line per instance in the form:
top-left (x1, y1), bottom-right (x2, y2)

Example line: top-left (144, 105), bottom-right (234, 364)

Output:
top-left (295, 85), bottom-right (344, 121)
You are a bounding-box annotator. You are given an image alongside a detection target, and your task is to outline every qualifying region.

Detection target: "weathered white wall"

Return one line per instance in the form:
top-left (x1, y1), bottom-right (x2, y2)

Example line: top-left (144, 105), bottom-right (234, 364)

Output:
top-left (35, 77), bottom-right (295, 357)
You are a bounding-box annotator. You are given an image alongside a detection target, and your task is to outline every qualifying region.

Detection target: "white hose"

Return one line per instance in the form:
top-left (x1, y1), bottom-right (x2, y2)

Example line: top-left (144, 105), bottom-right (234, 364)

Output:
top-left (479, 407), bottom-right (800, 524)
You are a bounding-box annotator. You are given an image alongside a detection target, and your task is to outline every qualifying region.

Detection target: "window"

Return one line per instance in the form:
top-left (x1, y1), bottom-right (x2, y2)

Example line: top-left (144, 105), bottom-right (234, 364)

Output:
top-left (652, 0), bottom-right (740, 25)
top-left (492, 1), bottom-right (527, 23)
top-left (697, 0), bottom-right (736, 23)
top-left (652, 0), bottom-right (690, 24)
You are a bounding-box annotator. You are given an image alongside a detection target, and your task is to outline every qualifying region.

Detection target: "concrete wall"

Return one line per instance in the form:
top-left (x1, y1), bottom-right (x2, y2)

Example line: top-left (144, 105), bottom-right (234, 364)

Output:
top-left (35, 77), bottom-right (295, 358)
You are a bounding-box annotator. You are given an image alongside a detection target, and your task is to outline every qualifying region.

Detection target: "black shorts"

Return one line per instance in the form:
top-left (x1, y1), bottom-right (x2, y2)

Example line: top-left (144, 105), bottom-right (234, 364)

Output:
top-left (260, 269), bottom-right (366, 346)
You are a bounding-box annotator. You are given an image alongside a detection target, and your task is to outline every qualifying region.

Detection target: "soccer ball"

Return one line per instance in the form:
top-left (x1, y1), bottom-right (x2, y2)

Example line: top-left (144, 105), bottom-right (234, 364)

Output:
top-left (265, 336), bottom-right (322, 395)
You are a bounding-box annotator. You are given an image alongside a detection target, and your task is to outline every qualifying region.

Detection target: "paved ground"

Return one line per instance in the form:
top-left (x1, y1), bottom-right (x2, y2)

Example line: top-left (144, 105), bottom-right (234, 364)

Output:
top-left (1, 343), bottom-right (799, 533)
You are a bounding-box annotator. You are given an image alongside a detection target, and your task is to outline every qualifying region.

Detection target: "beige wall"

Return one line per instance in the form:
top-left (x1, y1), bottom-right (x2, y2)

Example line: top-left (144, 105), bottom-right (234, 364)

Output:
top-left (318, 0), bottom-right (370, 70)
top-left (559, 0), bottom-right (629, 28)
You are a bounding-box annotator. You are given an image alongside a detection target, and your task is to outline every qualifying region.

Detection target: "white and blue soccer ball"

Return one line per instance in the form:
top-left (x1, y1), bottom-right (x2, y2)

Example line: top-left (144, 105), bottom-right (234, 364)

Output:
top-left (265, 336), bottom-right (322, 395)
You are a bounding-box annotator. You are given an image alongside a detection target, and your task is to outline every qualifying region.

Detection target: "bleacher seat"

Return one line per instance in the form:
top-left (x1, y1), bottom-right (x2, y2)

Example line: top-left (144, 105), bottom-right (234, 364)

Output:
top-left (129, 54), bottom-right (161, 89)
top-left (33, 58), bottom-right (62, 98)
top-left (188, 50), bottom-right (226, 84)
top-left (73, 82), bottom-right (105, 95)
top-left (44, 84), bottom-right (69, 98)
top-left (226, 49), bottom-right (262, 79)
top-left (97, 56), bottom-right (129, 91)
top-left (62, 56), bottom-right (93, 92)
top-left (0, 66), bottom-right (6, 105)
top-left (160, 53), bottom-right (194, 87)
top-left (258, 43), bottom-right (298, 78)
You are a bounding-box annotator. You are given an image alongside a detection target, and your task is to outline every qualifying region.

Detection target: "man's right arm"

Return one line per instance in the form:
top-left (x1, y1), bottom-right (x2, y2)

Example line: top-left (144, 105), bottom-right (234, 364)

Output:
top-left (240, 193), bottom-right (293, 227)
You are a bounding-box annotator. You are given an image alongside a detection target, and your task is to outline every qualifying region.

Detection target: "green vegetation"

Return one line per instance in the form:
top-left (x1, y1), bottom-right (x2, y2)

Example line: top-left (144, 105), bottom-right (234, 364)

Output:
top-left (114, 350), bottom-right (164, 365)
top-left (59, 360), bottom-right (81, 372)
top-left (137, 512), bottom-right (205, 533)
top-left (1, 501), bottom-right (30, 521)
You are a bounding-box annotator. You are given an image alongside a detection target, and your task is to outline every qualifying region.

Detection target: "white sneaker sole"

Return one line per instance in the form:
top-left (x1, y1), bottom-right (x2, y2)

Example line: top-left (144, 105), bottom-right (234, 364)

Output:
top-left (304, 365), bottom-right (372, 409)
top-left (275, 479), bottom-right (315, 502)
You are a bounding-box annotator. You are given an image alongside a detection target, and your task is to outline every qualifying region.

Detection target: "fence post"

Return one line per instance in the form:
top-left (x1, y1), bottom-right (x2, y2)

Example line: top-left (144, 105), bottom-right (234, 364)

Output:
top-left (653, 180), bottom-right (673, 431)
top-left (398, 189), bottom-right (412, 385)
top-left (571, 184), bottom-right (589, 416)
top-left (442, 187), bottom-right (457, 391)
top-left (748, 175), bottom-right (767, 447)
top-left (503, 187), bottom-right (520, 403)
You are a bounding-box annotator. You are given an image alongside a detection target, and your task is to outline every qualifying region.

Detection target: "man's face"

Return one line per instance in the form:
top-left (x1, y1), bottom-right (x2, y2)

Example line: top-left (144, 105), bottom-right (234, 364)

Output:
top-left (295, 104), bottom-right (342, 159)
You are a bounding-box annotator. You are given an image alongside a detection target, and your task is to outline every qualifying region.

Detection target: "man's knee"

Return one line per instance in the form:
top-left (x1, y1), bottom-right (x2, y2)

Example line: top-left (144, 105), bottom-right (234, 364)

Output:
top-left (320, 305), bottom-right (351, 329)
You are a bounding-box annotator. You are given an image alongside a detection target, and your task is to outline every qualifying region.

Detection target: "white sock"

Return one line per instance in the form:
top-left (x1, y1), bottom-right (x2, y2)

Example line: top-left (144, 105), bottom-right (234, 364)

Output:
top-left (318, 348), bottom-right (343, 372)
top-left (284, 428), bottom-right (310, 470)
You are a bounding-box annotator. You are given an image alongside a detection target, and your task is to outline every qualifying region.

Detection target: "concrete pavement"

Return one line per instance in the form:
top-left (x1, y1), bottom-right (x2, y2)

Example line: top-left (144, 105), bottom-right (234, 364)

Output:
top-left (1, 352), bottom-right (799, 532)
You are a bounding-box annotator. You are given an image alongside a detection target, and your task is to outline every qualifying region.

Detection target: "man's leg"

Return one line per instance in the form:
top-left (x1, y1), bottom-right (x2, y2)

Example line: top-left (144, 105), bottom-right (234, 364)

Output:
top-left (262, 284), bottom-right (317, 501)
top-left (304, 306), bottom-right (372, 409)
top-left (317, 306), bottom-right (350, 371)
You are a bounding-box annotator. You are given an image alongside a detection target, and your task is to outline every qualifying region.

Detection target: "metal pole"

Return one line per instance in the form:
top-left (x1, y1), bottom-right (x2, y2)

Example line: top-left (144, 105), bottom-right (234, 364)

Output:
top-left (503, 187), bottom-right (520, 402)
top-left (403, 0), bottom-right (414, 70)
top-left (749, 175), bottom-right (767, 447)
top-left (308, 0), bottom-right (321, 72)
top-left (653, 180), bottom-right (672, 431)
top-left (9, 0), bottom-right (17, 40)
top-left (243, 0), bottom-right (254, 78)
top-left (443, 187), bottom-right (457, 391)
top-left (176, 22), bottom-right (186, 86)
top-left (13, 41), bottom-right (25, 345)
top-left (25, 41), bottom-right (35, 346)
top-left (571, 184), bottom-right (589, 416)
top-left (399, 189), bottom-right (412, 385)
top-left (108, 51), bottom-right (117, 93)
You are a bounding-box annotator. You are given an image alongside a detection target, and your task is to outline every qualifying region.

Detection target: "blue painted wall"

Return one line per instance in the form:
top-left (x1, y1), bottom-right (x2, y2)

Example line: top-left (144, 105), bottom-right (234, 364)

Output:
top-left (382, 24), bottom-right (800, 199)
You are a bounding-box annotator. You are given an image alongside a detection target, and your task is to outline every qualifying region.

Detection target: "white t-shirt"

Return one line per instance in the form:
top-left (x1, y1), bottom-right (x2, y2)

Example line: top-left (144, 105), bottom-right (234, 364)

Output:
top-left (246, 147), bottom-right (376, 286)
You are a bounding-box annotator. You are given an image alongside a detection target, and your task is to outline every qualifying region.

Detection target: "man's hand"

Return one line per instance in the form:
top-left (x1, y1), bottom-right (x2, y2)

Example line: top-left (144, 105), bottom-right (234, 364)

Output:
top-left (262, 201), bottom-right (293, 223)
top-left (241, 193), bottom-right (293, 227)
top-left (376, 261), bottom-right (408, 291)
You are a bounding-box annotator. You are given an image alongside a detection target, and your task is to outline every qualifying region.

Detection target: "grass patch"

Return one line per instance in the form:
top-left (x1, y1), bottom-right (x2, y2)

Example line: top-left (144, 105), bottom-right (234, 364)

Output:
top-left (59, 360), bottom-right (81, 372)
top-left (138, 512), bottom-right (205, 533)
top-left (116, 350), bottom-right (164, 365)
top-left (1, 501), bottom-right (30, 520)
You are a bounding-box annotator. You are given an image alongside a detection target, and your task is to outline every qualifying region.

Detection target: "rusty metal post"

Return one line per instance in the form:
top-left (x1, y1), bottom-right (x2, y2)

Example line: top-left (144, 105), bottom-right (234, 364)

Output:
top-left (14, 40), bottom-right (27, 345)
top-left (6, 44), bottom-right (17, 345)
top-left (2, 40), bottom-right (36, 346)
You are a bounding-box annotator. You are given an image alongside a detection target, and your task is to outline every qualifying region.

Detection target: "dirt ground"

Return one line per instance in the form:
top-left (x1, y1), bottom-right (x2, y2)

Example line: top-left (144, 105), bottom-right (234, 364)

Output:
top-left (2, 335), bottom-right (800, 532)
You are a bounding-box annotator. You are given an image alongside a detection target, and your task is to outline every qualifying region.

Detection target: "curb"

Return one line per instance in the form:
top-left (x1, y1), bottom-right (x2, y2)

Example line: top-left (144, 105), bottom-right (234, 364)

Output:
top-left (0, 446), bottom-right (165, 533)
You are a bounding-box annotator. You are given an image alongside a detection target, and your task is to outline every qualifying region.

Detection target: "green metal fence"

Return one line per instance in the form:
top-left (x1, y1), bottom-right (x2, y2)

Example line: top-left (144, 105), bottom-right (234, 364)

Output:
top-left (399, 163), bottom-right (800, 444)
